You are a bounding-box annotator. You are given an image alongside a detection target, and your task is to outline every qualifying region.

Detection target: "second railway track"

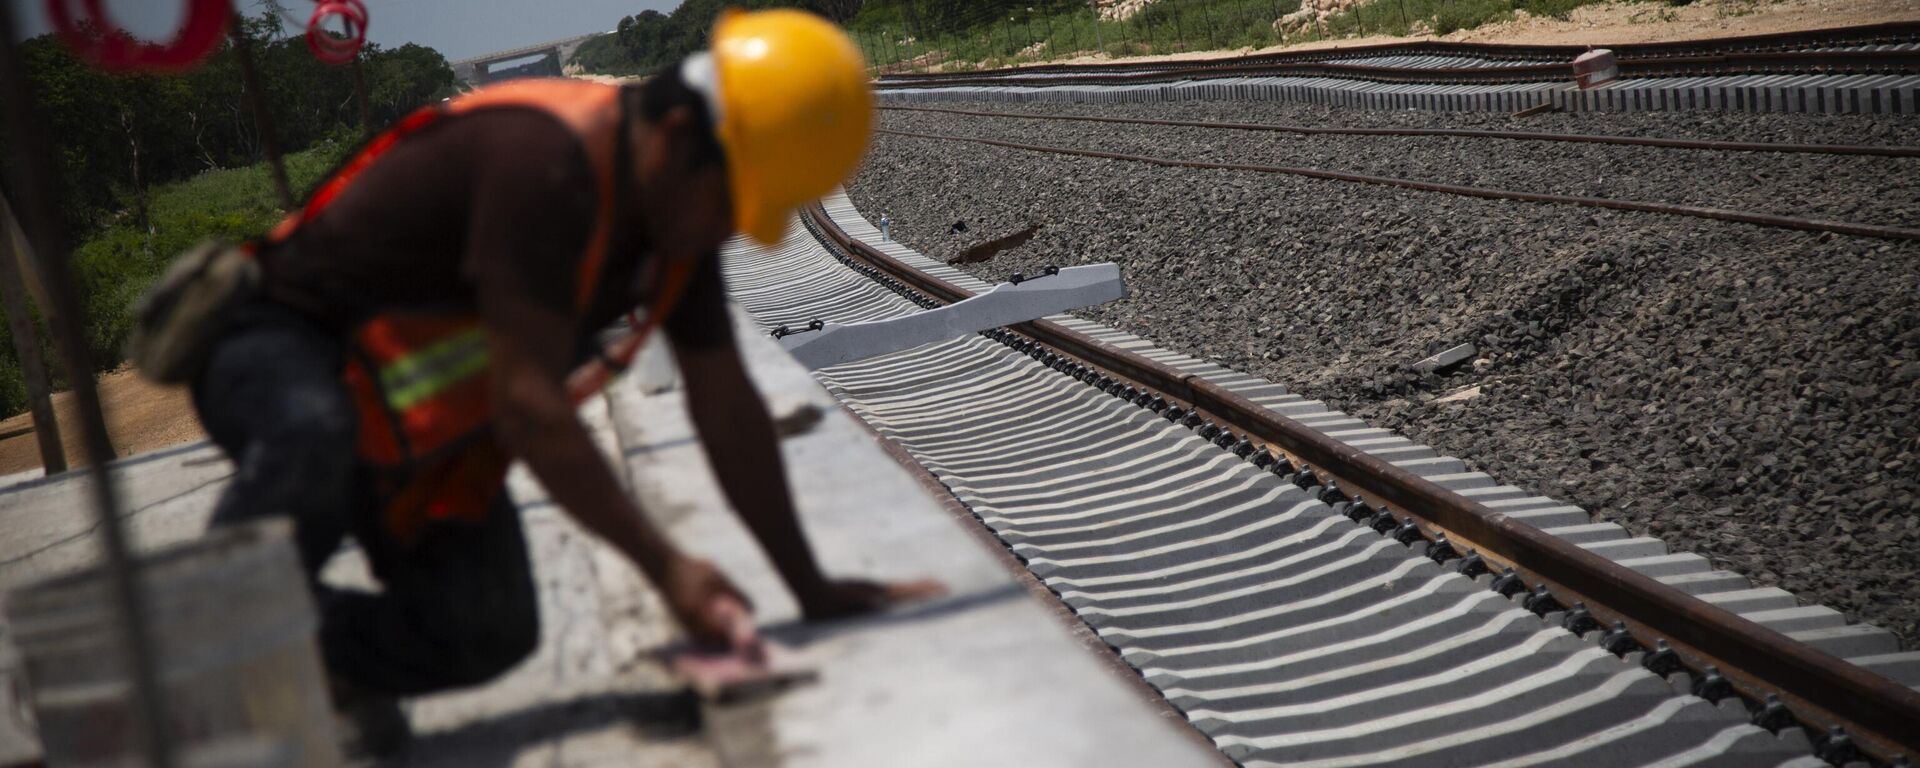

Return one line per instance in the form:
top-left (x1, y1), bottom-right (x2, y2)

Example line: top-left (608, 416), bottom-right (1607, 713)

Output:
top-left (718, 193), bottom-right (1920, 767)
top-left (868, 101), bottom-right (1920, 242)
top-left (872, 23), bottom-right (1920, 116)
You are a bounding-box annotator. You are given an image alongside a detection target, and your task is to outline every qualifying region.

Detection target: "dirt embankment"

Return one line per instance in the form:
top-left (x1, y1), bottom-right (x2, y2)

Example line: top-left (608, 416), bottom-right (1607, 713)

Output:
top-left (0, 368), bottom-right (203, 477)
top-left (1030, 0), bottom-right (1920, 68)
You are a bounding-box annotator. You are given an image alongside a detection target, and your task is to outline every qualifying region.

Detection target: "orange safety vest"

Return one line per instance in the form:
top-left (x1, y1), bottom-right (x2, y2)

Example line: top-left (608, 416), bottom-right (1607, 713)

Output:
top-left (264, 79), bottom-right (689, 545)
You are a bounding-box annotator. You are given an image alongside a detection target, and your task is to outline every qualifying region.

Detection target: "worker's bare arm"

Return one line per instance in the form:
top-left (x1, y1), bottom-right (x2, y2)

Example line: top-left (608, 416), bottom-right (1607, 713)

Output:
top-left (462, 142), bottom-right (747, 646)
top-left (481, 304), bottom-right (749, 645)
top-left (672, 332), bottom-right (946, 619)
top-left (485, 317), bottom-right (670, 571)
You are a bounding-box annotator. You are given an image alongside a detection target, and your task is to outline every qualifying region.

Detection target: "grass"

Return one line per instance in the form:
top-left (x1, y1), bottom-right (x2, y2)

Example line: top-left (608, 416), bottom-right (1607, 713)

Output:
top-left (1316, 0), bottom-right (1606, 37)
top-left (0, 141), bottom-right (351, 418)
top-left (849, 0), bottom-right (1310, 73)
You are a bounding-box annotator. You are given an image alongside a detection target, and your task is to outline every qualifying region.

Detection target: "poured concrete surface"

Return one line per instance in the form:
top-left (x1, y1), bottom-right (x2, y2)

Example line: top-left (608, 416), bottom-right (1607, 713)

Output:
top-left (0, 399), bottom-right (716, 768)
top-left (0, 306), bottom-right (1213, 767)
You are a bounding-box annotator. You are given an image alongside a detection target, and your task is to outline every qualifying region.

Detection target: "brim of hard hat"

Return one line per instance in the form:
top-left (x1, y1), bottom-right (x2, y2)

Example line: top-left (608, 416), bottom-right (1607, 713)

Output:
top-left (741, 203), bottom-right (791, 246)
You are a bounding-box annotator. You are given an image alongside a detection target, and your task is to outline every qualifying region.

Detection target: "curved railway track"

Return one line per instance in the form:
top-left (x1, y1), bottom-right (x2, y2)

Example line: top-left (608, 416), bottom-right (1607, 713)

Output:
top-left (718, 192), bottom-right (1920, 767)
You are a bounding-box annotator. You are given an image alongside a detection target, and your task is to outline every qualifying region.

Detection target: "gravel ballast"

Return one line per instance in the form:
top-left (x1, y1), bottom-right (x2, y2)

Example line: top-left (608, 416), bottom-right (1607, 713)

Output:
top-left (876, 104), bottom-right (1920, 229)
top-left (847, 101), bottom-right (1920, 648)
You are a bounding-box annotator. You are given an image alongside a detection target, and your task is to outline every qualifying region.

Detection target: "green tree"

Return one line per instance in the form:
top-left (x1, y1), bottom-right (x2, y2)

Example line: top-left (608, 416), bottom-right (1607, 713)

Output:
top-left (0, 11), bottom-right (460, 416)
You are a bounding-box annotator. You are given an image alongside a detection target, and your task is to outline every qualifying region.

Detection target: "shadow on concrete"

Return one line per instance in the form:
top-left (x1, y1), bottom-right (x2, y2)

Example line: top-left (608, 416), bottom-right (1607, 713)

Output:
top-left (760, 582), bottom-right (1028, 648)
top-left (390, 688), bottom-right (703, 768)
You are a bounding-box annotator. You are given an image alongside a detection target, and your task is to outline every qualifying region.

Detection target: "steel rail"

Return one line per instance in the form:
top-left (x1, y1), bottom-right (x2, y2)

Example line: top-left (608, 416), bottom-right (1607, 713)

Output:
top-left (882, 104), bottom-right (1920, 158)
top-left (875, 127), bottom-right (1920, 243)
top-left (796, 200), bottom-right (1920, 761)
top-left (876, 20), bottom-right (1920, 81)
top-left (875, 50), bottom-right (1920, 90)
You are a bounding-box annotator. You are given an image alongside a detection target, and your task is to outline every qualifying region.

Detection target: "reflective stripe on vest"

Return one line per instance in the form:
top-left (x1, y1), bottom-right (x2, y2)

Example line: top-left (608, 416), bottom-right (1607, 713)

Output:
top-left (263, 79), bottom-right (634, 543)
top-left (380, 325), bottom-right (488, 412)
top-left (267, 79), bottom-right (626, 470)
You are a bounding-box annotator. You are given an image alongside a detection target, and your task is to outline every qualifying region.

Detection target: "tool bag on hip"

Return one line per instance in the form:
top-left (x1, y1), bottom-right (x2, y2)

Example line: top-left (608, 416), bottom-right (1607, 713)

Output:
top-left (130, 239), bottom-right (260, 384)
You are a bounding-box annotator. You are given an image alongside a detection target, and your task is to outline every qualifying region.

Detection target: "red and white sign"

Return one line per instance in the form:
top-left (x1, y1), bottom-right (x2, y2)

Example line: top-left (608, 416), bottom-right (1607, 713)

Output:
top-left (44, 0), bottom-right (231, 72)
top-left (307, 0), bottom-right (370, 65)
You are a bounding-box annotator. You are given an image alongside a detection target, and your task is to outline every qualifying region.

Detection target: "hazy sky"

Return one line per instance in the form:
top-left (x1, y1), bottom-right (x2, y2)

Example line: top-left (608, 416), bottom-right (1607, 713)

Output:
top-left (11, 0), bottom-right (682, 62)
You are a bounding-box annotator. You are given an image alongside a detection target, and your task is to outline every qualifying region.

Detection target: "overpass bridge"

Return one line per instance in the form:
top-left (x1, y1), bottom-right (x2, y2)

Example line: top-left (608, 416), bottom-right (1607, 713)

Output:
top-left (450, 31), bottom-right (610, 85)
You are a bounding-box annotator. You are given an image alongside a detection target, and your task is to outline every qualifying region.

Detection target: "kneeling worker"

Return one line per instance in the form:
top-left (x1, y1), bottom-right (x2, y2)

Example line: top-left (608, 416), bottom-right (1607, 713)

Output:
top-left (157, 9), bottom-right (939, 750)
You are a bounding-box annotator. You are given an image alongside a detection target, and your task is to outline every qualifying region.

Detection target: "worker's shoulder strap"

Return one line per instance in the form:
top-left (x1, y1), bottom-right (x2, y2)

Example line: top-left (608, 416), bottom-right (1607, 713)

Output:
top-left (446, 78), bottom-right (623, 144)
top-left (266, 78), bottom-right (623, 309)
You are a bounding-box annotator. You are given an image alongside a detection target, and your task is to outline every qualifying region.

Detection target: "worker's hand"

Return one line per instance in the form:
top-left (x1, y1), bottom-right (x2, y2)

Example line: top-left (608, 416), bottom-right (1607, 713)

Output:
top-left (797, 578), bottom-right (948, 622)
top-left (661, 555), bottom-right (759, 651)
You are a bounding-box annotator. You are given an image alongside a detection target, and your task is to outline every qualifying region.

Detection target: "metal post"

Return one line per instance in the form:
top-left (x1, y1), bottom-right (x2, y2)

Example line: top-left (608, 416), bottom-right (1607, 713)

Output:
top-left (1170, 1), bottom-right (1185, 50)
top-left (1041, 9), bottom-right (1055, 60)
top-left (0, 5), bottom-right (176, 768)
top-left (351, 54), bottom-right (372, 135)
top-left (0, 195), bottom-right (63, 474)
top-left (229, 18), bottom-right (293, 209)
top-left (1400, 0), bottom-right (1411, 30)
top-left (1202, 1), bottom-right (1219, 49)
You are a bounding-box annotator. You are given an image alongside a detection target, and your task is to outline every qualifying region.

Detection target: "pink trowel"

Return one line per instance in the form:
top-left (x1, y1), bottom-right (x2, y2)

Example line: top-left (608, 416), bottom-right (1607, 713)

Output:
top-left (661, 596), bottom-right (818, 704)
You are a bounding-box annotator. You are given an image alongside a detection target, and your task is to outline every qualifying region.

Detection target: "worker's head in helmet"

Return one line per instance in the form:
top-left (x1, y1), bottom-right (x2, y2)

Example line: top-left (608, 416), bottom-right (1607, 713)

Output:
top-left (623, 64), bottom-right (734, 259)
top-left (624, 8), bottom-right (873, 254)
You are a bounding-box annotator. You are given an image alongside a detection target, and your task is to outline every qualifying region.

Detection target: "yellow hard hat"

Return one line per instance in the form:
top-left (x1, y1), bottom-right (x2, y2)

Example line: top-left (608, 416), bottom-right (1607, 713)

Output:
top-left (708, 8), bottom-right (873, 245)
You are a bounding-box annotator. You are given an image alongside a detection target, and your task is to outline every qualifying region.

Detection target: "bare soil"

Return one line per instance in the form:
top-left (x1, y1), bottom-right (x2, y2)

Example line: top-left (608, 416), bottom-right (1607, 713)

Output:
top-left (1034, 0), bottom-right (1920, 68)
top-left (0, 368), bottom-right (203, 476)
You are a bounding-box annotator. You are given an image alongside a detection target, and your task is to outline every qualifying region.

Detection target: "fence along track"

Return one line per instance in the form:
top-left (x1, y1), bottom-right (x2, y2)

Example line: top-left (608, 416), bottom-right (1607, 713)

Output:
top-left (879, 104), bottom-right (1920, 158)
top-left (872, 128), bottom-right (1920, 243)
top-left (716, 191), bottom-right (1920, 766)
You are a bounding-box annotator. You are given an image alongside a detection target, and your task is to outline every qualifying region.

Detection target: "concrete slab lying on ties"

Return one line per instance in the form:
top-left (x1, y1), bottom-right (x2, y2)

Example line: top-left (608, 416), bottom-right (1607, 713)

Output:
top-left (1412, 343), bottom-right (1477, 374)
top-left (604, 312), bottom-right (1221, 768)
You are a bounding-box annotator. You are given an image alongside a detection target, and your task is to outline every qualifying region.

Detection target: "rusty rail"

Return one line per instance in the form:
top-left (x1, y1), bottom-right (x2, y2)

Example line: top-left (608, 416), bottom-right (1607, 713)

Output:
top-left (797, 200), bottom-right (1920, 762)
top-left (875, 128), bottom-right (1920, 243)
top-left (882, 104), bottom-right (1920, 158)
